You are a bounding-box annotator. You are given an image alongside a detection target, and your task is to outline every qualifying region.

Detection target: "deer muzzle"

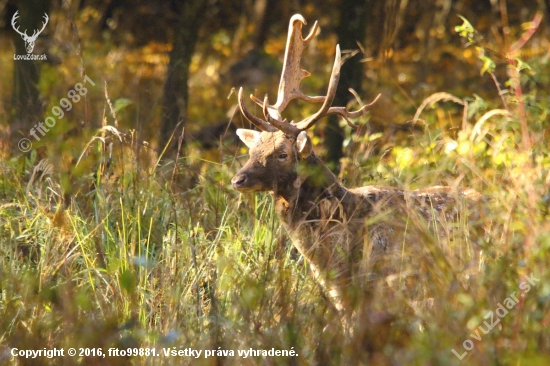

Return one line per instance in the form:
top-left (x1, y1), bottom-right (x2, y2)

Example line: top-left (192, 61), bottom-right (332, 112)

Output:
top-left (231, 164), bottom-right (273, 193)
top-left (231, 173), bottom-right (248, 190)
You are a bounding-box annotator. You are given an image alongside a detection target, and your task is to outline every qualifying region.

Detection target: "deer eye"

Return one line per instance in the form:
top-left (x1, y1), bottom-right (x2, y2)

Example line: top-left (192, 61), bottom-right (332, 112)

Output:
top-left (279, 153), bottom-right (288, 160)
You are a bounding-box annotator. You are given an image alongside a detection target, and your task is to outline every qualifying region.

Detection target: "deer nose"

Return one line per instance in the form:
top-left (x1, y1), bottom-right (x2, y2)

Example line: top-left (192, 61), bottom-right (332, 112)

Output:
top-left (231, 174), bottom-right (248, 189)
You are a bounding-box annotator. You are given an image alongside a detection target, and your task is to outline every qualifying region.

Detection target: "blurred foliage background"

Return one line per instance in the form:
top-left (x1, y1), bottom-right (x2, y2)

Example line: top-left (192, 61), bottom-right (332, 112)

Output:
top-left (1, 0), bottom-right (548, 164)
top-left (0, 0), bottom-right (549, 365)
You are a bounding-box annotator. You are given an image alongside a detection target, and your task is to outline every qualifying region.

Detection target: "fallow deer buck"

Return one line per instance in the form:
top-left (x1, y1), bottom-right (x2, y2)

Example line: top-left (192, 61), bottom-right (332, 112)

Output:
top-left (232, 14), bottom-right (481, 326)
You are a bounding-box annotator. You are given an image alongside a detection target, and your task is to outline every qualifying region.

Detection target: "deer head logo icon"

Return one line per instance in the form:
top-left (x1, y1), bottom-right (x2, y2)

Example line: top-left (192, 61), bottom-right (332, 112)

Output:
top-left (11, 11), bottom-right (49, 54)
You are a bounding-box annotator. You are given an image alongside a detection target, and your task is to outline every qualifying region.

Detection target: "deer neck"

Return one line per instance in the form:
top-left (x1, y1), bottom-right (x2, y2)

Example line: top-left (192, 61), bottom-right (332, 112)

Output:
top-left (274, 153), bottom-right (346, 228)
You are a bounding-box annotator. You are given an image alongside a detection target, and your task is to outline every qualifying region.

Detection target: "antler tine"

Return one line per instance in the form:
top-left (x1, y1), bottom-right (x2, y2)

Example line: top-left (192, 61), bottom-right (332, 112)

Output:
top-left (294, 44), bottom-right (342, 130)
top-left (262, 96), bottom-right (300, 135)
top-left (253, 14), bottom-right (321, 122)
top-left (238, 88), bottom-right (276, 132)
top-left (295, 46), bottom-right (380, 131)
top-left (325, 92), bottom-right (382, 131)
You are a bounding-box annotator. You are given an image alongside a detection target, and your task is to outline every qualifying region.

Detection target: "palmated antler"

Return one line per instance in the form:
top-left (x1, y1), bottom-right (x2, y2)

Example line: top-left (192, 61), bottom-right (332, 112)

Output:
top-left (238, 14), bottom-right (380, 136)
top-left (262, 14), bottom-right (321, 119)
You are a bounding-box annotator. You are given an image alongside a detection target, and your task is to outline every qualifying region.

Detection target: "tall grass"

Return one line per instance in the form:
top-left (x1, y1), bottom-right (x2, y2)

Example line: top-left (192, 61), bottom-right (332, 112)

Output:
top-left (2, 84), bottom-right (549, 364)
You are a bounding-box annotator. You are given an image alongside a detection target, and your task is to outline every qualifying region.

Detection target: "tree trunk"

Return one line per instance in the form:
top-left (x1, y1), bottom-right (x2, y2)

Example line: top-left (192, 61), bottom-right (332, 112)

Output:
top-left (160, 0), bottom-right (207, 155)
top-left (325, 0), bottom-right (369, 173)
top-left (251, 0), bottom-right (277, 49)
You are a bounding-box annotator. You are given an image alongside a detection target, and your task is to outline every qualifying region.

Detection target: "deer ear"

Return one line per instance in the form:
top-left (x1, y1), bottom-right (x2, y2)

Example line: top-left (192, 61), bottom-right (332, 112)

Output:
top-left (236, 129), bottom-right (260, 148)
top-left (296, 131), bottom-right (312, 159)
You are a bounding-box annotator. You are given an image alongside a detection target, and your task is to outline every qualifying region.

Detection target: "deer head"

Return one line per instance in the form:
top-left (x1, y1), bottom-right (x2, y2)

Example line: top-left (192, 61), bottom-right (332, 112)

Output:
top-left (231, 14), bottom-right (379, 194)
top-left (12, 11), bottom-right (49, 54)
